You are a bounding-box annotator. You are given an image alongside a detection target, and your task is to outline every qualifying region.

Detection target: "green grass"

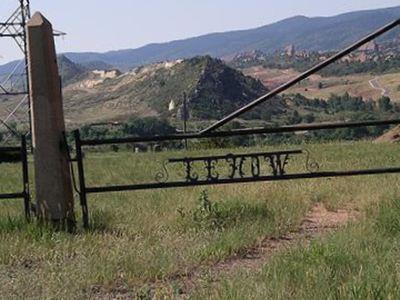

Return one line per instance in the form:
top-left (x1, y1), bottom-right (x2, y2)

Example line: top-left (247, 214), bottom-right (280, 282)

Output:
top-left (0, 141), bottom-right (399, 298)
top-left (192, 197), bottom-right (400, 300)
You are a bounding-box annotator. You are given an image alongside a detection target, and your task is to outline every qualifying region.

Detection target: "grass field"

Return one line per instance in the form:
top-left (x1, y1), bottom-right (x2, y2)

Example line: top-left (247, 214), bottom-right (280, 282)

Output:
top-left (1, 141), bottom-right (400, 298)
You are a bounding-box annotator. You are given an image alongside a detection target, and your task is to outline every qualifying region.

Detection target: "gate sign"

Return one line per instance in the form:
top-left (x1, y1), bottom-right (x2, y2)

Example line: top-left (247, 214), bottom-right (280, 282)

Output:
top-left (166, 150), bottom-right (303, 183)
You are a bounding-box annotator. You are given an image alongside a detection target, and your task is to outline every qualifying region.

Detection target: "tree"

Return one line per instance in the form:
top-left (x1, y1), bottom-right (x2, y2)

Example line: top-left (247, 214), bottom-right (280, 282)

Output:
top-left (378, 96), bottom-right (392, 112)
top-left (123, 117), bottom-right (176, 136)
top-left (289, 110), bottom-right (302, 124)
top-left (303, 113), bottom-right (315, 123)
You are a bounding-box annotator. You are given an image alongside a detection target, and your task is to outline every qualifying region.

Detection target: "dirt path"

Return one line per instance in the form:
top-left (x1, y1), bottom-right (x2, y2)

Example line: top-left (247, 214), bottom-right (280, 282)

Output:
top-left (91, 203), bottom-right (359, 299)
top-left (369, 77), bottom-right (389, 96)
top-left (176, 203), bottom-right (359, 296)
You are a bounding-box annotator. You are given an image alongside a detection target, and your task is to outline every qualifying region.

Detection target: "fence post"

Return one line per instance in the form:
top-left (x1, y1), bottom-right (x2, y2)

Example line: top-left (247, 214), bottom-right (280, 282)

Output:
top-left (20, 135), bottom-right (30, 220)
top-left (27, 12), bottom-right (75, 230)
top-left (74, 130), bottom-right (89, 229)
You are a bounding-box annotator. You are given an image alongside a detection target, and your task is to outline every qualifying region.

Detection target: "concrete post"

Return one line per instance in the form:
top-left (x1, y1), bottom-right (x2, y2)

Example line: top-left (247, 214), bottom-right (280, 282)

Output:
top-left (27, 12), bottom-right (75, 230)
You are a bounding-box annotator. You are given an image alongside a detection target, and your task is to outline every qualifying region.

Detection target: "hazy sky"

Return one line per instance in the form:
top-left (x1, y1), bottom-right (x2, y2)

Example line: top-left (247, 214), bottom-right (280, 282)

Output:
top-left (1, 0), bottom-right (399, 63)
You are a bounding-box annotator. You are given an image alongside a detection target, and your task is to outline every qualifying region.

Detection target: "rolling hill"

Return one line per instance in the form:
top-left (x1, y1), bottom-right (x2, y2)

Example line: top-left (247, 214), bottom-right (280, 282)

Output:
top-left (60, 56), bottom-right (286, 126)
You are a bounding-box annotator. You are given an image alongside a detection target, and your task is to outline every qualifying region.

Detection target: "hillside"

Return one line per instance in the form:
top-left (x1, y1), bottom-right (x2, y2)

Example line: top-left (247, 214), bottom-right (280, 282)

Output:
top-left (0, 55), bottom-right (88, 92)
top-left (2, 55), bottom-right (399, 134)
top-left (376, 125), bottom-right (400, 142)
top-left (58, 55), bottom-right (87, 85)
top-left (230, 40), bottom-right (400, 77)
top-left (61, 56), bottom-right (285, 126)
top-left (242, 66), bottom-right (400, 101)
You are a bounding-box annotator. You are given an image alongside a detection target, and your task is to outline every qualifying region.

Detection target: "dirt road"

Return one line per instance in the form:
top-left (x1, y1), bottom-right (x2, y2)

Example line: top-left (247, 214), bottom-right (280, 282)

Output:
top-left (369, 77), bottom-right (389, 96)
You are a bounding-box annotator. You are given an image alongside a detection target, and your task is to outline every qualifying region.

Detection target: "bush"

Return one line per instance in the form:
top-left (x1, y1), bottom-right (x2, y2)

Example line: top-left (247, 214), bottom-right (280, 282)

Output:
top-left (123, 116), bottom-right (176, 136)
top-left (378, 96), bottom-right (392, 112)
top-left (178, 190), bottom-right (225, 231)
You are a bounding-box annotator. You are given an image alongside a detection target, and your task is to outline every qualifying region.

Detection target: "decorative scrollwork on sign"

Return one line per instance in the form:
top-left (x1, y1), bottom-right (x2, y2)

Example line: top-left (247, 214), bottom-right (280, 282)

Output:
top-left (155, 161), bottom-right (170, 183)
top-left (305, 150), bottom-right (320, 173)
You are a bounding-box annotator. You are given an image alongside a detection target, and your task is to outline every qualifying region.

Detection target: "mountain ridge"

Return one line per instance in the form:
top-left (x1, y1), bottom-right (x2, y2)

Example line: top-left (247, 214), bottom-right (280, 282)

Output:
top-left (1, 5), bottom-right (399, 74)
top-left (62, 5), bottom-right (400, 70)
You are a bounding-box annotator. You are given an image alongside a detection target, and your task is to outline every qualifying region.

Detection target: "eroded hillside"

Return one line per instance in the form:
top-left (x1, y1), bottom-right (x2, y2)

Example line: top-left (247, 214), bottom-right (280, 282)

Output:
top-left (62, 56), bottom-right (286, 126)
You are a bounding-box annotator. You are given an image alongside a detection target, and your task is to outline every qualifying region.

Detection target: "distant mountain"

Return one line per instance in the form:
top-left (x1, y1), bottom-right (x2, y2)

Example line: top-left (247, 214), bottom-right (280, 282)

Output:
top-left (1, 6), bottom-right (399, 77)
top-left (79, 60), bottom-right (115, 71)
top-left (58, 55), bottom-right (87, 84)
top-left (60, 5), bottom-right (400, 70)
top-left (0, 55), bottom-right (87, 91)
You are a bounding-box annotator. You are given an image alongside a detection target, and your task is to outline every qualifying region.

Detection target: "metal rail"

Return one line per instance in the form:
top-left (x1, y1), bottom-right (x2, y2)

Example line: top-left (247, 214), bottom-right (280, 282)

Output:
top-left (0, 192), bottom-right (25, 199)
top-left (0, 135), bottom-right (30, 219)
top-left (74, 130), bottom-right (89, 228)
top-left (85, 167), bottom-right (400, 194)
top-left (0, 146), bottom-right (21, 152)
top-left (80, 118), bottom-right (400, 146)
top-left (200, 18), bottom-right (400, 133)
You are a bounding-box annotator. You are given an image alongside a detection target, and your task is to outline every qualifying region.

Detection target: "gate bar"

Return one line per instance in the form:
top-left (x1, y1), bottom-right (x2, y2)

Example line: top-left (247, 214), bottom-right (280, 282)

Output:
top-left (0, 135), bottom-right (30, 220)
top-left (74, 130), bottom-right (89, 229)
top-left (85, 167), bottom-right (400, 194)
top-left (0, 193), bottom-right (25, 199)
top-left (0, 146), bottom-right (21, 151)
top-left (79, 118), bottom-right (400, 146)
top-left (21, 135), bottom-right (30, 220)
top-left (200, 18), bottom-right (400, 133)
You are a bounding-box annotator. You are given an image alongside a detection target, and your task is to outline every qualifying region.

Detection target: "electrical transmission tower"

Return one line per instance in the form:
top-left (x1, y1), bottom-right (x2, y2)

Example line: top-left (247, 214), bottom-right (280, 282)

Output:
top-left (0, 1), bottom-right (65, 144)
top-left (0, 0), bottom-right (31, 143)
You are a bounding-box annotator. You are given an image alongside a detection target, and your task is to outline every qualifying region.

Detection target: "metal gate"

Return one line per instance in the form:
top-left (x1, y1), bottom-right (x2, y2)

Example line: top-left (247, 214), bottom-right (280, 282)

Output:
top-left (74, 19), bottom-right (400, 227)
top-left (72, 18), bottom-right (400, 228)
top-left (73, 120), bottom-right (400, 228)
top-left (0, 135), bottom-right (31, 220)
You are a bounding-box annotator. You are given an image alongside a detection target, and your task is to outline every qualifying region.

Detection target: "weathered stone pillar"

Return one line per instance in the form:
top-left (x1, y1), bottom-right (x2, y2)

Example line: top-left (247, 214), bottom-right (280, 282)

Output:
top-left (27, 12), bottom-right (75, 230)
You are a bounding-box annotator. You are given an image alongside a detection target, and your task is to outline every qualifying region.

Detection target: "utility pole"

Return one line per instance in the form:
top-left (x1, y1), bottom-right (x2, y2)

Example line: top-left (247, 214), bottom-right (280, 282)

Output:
top-left (182, 92), bottom-right (189, 150)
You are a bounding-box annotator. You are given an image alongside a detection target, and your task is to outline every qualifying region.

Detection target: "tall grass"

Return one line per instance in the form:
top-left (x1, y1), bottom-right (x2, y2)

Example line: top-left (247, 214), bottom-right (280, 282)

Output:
top-left (0, 141), bottom-right (399, 298)
top-left (193, 197), bottom-right (400, 299)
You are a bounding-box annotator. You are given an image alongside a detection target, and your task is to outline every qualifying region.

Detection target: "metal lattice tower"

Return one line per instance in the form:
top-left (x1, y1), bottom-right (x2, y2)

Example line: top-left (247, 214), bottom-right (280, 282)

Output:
top-left (0, 0), bottom-right (31, 142)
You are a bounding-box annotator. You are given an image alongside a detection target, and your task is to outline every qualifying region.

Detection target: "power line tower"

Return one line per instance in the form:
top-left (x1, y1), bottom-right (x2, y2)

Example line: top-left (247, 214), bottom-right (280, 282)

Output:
top-left (0, 0), bottom-right (31, 142)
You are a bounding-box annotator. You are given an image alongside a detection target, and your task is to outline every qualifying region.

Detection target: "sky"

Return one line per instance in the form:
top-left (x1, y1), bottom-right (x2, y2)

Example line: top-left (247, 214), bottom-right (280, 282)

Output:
top-left (0, 0), bottom-right (399, 63)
